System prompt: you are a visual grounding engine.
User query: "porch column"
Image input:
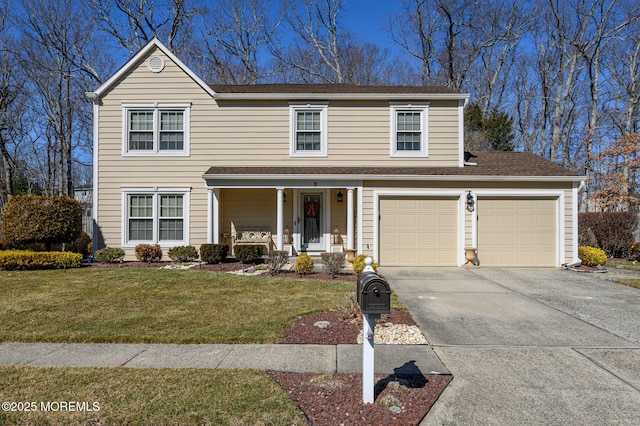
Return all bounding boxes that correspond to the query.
[276,187,285,250]
[347,187,355,250]
[208,188,220,244]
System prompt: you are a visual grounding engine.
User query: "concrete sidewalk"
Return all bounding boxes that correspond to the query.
[384,267,640,426]
[0,342,449,376]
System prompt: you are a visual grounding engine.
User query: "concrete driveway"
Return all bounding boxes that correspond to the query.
[382,267,640,426]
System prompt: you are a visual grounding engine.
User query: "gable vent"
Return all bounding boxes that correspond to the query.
[147,55,165,73]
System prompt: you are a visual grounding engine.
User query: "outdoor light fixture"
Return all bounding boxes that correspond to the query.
[337,190,344,202]
[466,191,475,212]
[283,191,287,202]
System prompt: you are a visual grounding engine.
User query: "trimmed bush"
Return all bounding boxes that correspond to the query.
[321,252,346,278]
[1,195,82,250]
[578,246,607,267]
[68,231,92,258]
[135,244,162,262]
[0,250,82,270]
[200,244,229,264]
[168,245,199,263]
[579,212,637,258]
[353,254,378,275]
[234,245,264,263]
[268,250,290,275]
[94,247,125,263]
[294,253,314,275]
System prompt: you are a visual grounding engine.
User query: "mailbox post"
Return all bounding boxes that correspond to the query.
[356,257,391,404]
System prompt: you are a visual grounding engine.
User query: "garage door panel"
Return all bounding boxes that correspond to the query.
[479,198,556,267]
[380,197,459,266]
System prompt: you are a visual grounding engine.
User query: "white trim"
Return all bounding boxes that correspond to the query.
[473,190,565,267]
[90,95,99,254]
[296,189,330,252]
[458,99,466,167]
[94,38,216,98]
[357,184,364,254]
[122,102,191,157]
[373,190,466,266]
[390,103,429,158]
[572,182,581,264]
[121,187,191,248]
[289,103,329,157]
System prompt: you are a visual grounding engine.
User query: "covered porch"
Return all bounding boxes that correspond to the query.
[202,169,360,256]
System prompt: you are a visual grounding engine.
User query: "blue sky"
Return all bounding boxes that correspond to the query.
[341,0,397,49]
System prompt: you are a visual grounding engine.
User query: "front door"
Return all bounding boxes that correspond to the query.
[301,193,324,251]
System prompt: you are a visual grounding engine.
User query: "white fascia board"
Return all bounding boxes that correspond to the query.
[94,38,216,98]
[213,93,470,101]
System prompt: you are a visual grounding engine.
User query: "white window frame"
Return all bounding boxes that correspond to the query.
[122,103,191,156]
[122,187,191,248]
[390,103,429,158]
[289,103,328,157]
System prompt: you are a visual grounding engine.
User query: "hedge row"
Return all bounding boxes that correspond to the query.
[0,250,82,270]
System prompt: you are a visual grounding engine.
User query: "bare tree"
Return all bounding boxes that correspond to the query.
[201,0,279,84]
[90,0,202,54]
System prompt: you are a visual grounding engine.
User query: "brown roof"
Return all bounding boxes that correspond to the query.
[203,152,583,179]
[209,83,459,95]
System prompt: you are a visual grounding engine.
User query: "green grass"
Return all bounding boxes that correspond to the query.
[0,268,354,343]
[0,366,307,425]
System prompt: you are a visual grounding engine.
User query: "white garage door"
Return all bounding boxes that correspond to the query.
[478,197,557,267]
[379,197,459,266]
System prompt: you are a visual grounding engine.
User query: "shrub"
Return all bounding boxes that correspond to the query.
[200,244,229,264]
[629,242,640,261]
[578,246,607,267]
[352,254,378,275]
[579,212,637,258]
[234,245,264,263]
[0,250,82,270]
[135,244,162,262]
[168,245,199,263]
[268,250,290,275]
[294,253,314,275]
[1,195,82,250]
[321,252,346,278]
[94,247,125,263]
[68,231,92,258]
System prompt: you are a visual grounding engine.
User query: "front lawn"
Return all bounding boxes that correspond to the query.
[0,366,307,425]
[0,268,355,343]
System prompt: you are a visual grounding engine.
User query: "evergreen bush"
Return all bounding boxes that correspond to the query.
[168,245,199,262]
[94,247,125,263]
[200,244,229,264]
[234,245,264,263]
[578,246,607,267]
[352,254,378,275]
[0,250,82,270]
[294,253,314,275]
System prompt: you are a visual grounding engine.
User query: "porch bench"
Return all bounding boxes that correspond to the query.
[231,227,274,256]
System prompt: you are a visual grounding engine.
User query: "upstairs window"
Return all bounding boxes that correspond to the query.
[290,103,328,157]
[123,103,190,156]
[390,103,429,157]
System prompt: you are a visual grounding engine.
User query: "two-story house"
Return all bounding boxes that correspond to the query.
[88,38,584,267]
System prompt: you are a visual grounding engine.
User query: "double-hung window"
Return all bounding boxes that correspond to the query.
[123,103,190,156]
[390,103,429,157]
[290,103,328,157]
[123,188,190,247]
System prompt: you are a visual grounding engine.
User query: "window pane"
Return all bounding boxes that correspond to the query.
[397,111,421,131]
[130,195,153,217]
[297,111,320,131]
[160,111,183,131]
[129,219,153,240]
[130,111,154,130]
[160,219,183,240]
[296,132,321,151]
[397,132,422,151]
[159,111,184,150]
[160,195,183,217]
